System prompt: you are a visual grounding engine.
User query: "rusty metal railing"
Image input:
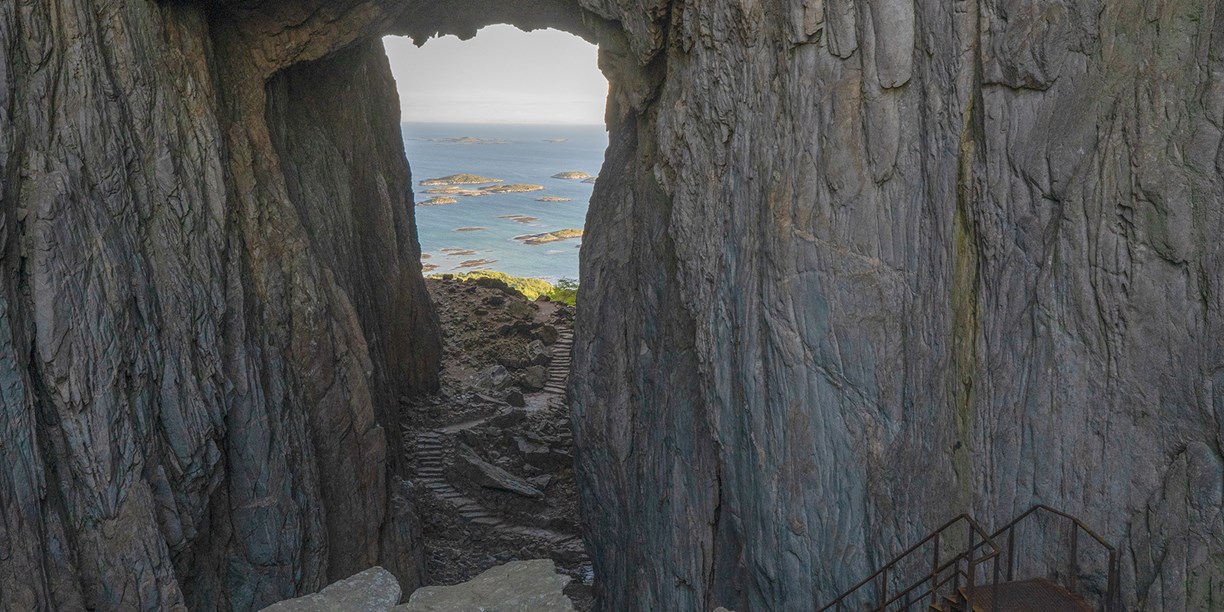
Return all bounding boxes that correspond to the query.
[988,504,1121,612]
[818,514,1000,611]
[819,505,1120,612]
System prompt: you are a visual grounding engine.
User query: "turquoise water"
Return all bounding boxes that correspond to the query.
[403,123,608,282]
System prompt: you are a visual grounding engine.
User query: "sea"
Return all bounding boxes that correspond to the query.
[402,122,608,282]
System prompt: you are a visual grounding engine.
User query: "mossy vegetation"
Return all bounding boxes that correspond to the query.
[429,270,578,306]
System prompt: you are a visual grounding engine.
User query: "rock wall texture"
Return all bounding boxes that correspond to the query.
[572,0,1224,611]
[2,0,1223,611]
[0,1,438,609]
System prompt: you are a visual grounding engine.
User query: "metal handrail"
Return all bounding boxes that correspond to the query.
[819,505,1120,612]
[883,537,996,608]
[818,514,1000,611]
[988,504,1121,612]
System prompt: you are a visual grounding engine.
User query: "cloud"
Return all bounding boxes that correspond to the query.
[383,26,608,125]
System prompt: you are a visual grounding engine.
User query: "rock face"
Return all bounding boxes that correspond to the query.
[399,559,574,612]
[573,1,1224,612]
[3,1,1223,612]
[0,1,438,610]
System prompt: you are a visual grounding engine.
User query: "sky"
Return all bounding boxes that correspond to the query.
[382,26,608,125]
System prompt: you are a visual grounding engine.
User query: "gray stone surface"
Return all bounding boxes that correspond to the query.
[261,567,402,612]
[457,445,546,499]
[398,559,574,611]
[521,365,549,391]
[0,2,437,609]
[2,1,1222,611]
[571,1,1224,611]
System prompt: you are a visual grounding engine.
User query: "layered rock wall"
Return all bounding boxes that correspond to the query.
[0,1,438,609]
[574,1,1224,611]
[2,0,1222,611]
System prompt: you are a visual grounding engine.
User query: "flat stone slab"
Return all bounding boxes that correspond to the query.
[397,559,573,611]
[261,567,401,612]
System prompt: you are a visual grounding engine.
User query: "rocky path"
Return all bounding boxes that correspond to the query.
[411,422,584,551]
[402,277,590,608]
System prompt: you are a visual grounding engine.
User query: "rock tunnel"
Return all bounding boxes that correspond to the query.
[2,0,1223,610]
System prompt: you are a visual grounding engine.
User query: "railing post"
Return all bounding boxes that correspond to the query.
[992,538,1001,610]
[968,526,977,590]
[1068,523,1079,593]
[930,531,940,607]
[1106,550,1119,612]
[1007,526,1015,582]
[878,565,886,610]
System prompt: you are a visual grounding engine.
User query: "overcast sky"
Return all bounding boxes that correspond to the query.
[382,26,607,125]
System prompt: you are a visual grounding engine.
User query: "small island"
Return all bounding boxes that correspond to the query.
[419,173,503,186]
[497,214,539,224]
[457,258,497,269]
[552,171,592,180]
[441,247,478,256]
[543,138,568,143]
[418,195,459,206]
[536,196,573,203]
[477,183,545,194]
[429,136,507,145]
[582,176,598,184]
[513,228,583,246]
[453,227,487,232]
[421,263,439,272]
[424,186,488,197]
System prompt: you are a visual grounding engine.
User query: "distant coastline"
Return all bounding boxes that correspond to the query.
[402,122,606,281]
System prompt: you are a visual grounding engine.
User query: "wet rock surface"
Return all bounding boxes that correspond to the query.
[402,278,589,610]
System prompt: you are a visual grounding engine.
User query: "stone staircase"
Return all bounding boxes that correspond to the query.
[542,330,572,396]
[408,332,585,555]
[413,429,504,527]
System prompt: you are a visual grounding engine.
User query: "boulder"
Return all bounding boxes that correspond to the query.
[397,560,573,611]
[505,301,535,321]
[477,365,510,391]
[521,366,547,391]
[534,324,560,345]
[261,567,401,612]
[528,340,552,366]
[456,445,544,499]
[514,436,554,468]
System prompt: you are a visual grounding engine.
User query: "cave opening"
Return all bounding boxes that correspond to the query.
[375,23,614,610]
[258,0,657,602]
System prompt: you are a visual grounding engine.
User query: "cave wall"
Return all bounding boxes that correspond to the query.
[0,0,437,609]
[574,0,1224,611]
[2,0,1223,610]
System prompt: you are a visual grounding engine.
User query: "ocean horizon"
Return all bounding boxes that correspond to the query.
[403,122,608,283]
